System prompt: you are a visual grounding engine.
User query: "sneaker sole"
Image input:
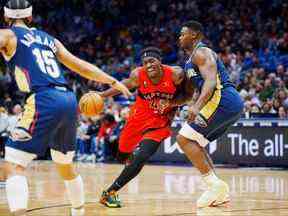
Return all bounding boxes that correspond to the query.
[197,187,229,208]
[209,199,230,207]
[99,199,122,208]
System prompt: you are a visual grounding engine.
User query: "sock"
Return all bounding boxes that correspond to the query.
[71,207,85,216]
[6,175,28,212]
[202,171,220,186]
[64,175,85,209]
[107,181,123,192]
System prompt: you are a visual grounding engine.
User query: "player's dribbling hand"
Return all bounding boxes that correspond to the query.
[187,105,199,123]
[112,81,132,98]
[158,99,170,114]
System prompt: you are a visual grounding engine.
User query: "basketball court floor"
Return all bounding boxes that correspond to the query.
[0,161,288,215]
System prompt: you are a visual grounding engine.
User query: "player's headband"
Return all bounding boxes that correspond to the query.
[141,50,162,61]
[4,6,32,19]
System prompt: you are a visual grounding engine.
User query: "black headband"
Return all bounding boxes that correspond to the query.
[141,51,162,61]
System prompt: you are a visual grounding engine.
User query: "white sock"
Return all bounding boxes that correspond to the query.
[64,175,85,209]
[71,207,85,216]
[6,175,29,212]
[202,171,220,186]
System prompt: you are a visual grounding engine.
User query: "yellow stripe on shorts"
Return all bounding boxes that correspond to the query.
[199,75,222,120]
[17,94,36,132]
[14,66,31,93]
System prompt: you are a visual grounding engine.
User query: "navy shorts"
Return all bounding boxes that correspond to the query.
[6,88,78,157]
[179,87,244,147]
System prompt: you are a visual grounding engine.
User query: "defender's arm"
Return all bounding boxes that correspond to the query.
[170,66,194,106]
[192,47,217,111]
[54,39,132,97]
[100,68,140,98]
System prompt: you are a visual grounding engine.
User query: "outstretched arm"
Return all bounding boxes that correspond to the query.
[100,68,140,98]
[54,39,132,97]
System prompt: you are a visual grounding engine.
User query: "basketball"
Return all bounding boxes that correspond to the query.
[79,92,104,116]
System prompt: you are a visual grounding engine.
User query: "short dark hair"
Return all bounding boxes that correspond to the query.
[140,47,162,61]
[183,20,204,33]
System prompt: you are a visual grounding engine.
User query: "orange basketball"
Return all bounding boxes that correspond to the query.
[79,92,104,117]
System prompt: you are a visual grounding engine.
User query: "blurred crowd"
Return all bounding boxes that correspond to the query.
[0,0,288,161]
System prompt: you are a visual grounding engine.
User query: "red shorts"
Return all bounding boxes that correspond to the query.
[118,116,171,153]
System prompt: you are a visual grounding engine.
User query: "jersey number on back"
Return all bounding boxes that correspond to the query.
[32,48,60,78]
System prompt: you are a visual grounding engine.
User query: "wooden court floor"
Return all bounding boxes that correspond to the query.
[0,161,288,215]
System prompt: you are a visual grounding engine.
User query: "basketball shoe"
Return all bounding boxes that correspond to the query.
[99,190,122,208]
[197,179,229,208]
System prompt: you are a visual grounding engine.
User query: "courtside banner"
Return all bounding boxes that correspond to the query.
[150,126,288,166]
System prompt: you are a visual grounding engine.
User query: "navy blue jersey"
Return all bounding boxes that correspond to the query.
[184,42,242,122]
[5,26,68,93]
[184,42,234,91]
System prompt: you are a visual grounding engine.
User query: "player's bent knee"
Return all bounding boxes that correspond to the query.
[55,163,77,180]
[5,147,36,171]
[3,161,26,177]
[51,150,77,180]
[178,123,209,147]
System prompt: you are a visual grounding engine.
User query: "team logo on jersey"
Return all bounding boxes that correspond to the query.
[187,68,198,78]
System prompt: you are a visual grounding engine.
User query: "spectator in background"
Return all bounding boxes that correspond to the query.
[85,118,100,162]
[76,116,89,161]
[276,89,288,107]
[250,104,261,118]
[95,114,117,162]
[76,117,100,162]
[0,107,9,158]
[278,106,287,119]
[259,78,275,102]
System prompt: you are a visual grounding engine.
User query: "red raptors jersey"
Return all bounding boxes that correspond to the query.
[119,65,177,153]
[129,65,176,119]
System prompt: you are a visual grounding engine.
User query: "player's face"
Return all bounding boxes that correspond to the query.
[179,27,195,50]
[143,57,162,78]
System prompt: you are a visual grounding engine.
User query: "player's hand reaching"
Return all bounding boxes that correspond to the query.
[111,81,132,98]
[158,99,170,114]
[187,105,200,123]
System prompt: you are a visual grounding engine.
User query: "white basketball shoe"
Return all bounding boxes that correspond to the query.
[197,179,230,208]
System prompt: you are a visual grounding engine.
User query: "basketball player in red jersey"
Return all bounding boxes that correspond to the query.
[98,47,192,207]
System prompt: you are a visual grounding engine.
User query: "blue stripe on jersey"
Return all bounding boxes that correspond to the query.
[5,26,68,93]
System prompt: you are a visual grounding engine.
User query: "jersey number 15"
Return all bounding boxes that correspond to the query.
[32,48,60,78]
